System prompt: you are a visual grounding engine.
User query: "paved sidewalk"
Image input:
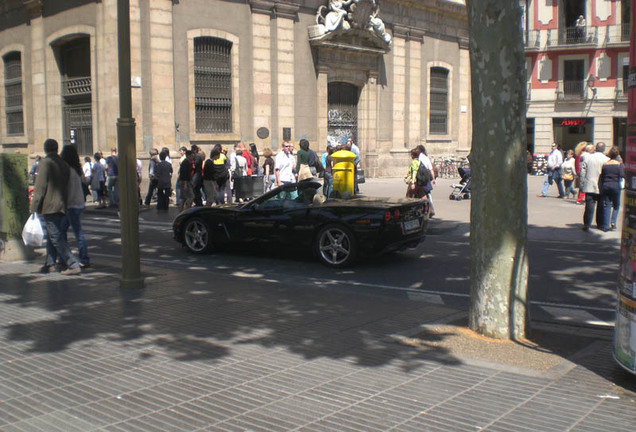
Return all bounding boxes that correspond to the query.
[1,256,635,431]
[1,175,633,431]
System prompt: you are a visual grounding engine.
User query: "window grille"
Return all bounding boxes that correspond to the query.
[429,67,449,135]
[4,52,23,135]
[194,37,232,133]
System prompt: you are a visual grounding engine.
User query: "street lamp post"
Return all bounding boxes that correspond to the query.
[117,0,144,289]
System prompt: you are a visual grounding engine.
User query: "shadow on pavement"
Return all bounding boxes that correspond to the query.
[0,261,463,375]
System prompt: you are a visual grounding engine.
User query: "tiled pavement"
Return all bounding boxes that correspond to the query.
[0,258,635,432]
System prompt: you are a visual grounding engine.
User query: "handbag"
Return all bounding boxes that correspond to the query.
[22,213,44,247]
[298,163,313,182]
[355,169,366,184]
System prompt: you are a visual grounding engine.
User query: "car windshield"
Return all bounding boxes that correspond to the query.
[249,182,323,210]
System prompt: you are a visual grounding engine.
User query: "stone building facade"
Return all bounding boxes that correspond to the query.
[0,0,471,176]
[522,0,629,154]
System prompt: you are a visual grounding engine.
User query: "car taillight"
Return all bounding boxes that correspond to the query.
[384,210,392,221]
[393,209,400,220]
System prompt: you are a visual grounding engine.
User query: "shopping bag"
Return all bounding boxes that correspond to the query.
[22,213,44,247]
[355,169,366,184]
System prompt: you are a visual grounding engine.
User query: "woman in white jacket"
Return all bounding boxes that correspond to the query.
[60,145,90,268]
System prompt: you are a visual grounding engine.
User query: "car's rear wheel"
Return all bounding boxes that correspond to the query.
[183,218,212,254]
[315,224,356,268]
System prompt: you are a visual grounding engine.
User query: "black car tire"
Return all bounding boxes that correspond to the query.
[183,217,212,254]
[315,224,357,268]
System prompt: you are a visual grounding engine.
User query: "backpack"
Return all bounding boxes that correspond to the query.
[416,162,432,186]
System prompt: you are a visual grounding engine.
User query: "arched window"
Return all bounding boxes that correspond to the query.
[429,67,449,135]
[194,36,232,133]
[3,51,23,136]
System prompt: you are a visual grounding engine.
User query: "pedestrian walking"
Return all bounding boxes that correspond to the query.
[561,149,576,200]
[179,150,195,212]
[60,145,90,268]
[574,141,587,204]
[155,150,173,211]
[599,146,624,231]
[538,143,564,198]
[105,147,119,207]
[30,139,81,275]
[144,148,160,206]
[580,143,609,231]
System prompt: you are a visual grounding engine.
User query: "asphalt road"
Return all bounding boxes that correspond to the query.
[80,175,621,331]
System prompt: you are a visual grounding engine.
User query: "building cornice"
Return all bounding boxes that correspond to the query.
[388,0,465,16]
[22,0,43,21]
[249,0,299,19]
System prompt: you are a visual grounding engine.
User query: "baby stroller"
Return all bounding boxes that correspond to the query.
[449,167,471,200]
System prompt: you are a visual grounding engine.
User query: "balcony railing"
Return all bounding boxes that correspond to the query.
[556,80,585,100]
[62,76,91,97]
[606,23,631,44]
[547,26,597,46]
[616,79,628,99]
[523,30,540,49]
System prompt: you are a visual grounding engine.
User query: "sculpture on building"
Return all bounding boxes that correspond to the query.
[313,0,391,45]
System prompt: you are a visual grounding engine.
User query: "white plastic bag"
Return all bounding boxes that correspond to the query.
[22,213,44,247]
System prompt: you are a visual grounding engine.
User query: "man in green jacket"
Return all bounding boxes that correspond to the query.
[30,138,81,275]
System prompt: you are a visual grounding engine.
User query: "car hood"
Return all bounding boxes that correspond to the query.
[174,204,240,221]
[325,196,422,207]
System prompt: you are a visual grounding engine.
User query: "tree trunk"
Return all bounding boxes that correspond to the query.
[466,1,529,340]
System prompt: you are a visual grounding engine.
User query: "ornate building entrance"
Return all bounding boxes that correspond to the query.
[328,82,359,145]
[57,37,92,155]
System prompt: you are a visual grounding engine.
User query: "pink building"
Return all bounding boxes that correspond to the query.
[522,0,629,154]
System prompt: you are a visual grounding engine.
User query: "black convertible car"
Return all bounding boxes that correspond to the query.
[173,181,428,267]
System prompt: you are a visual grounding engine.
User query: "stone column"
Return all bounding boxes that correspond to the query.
[316,66,329,151]
[250,0,274,148]
[457,38,472,153]
[392,26,407,150]
[407,32,423,148]
[534,116,553,152]
[275,4,298,149]
[359,72,378,176]
[28,7,47,150]
[594,116,613,145]
[147,0,176,149]
[96,0,121,151]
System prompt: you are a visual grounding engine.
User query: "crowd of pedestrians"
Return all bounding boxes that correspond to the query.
[131,137,364,211]
[537,141,624,232]
[28,137,371,274]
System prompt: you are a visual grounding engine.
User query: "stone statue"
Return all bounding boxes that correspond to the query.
[368,4,391,44]
[313,0,391,45]
[316,0,354,33]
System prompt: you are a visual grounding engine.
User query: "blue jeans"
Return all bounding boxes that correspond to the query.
[541,170,564,197]
[564,179,576,198]
[602,185,621,230]
[107,176,119,206]
[43,213,80,269]
[60,207,89,266]
[323,171,333,198]
[583,193,599,228]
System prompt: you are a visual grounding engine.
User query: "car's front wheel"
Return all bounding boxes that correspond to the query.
[314,224,357,268]
[183,218,212,254]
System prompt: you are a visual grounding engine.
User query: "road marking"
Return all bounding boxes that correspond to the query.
[90,252,613,323]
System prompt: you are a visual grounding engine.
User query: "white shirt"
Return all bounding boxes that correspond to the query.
[275,151,296,183]
[547,149,563,170]
[235,154,248,176]
[418,153,434,172]
[83,162,92,178]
